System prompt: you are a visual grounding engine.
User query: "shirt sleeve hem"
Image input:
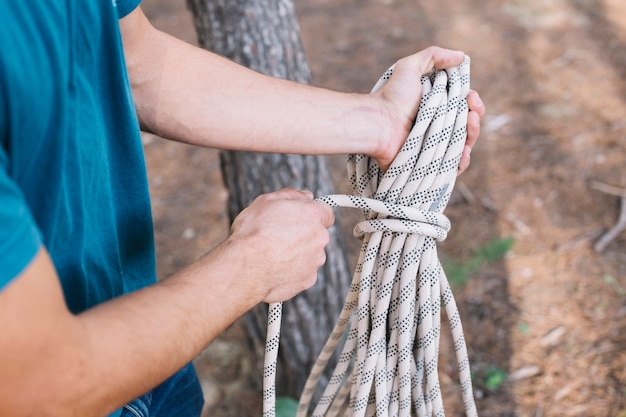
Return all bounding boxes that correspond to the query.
[116,0,141,19]
[0,224,42,290]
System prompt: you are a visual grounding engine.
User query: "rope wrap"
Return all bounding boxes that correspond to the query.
[263,56,477,417]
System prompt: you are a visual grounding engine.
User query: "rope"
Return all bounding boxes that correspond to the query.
[263,56,477,417]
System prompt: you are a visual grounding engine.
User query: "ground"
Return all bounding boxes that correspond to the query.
[139,0,626,415]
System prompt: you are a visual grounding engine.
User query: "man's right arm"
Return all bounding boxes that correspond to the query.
[0,188,334,417]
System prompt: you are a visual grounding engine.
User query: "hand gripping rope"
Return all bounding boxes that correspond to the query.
[263,56,478,417]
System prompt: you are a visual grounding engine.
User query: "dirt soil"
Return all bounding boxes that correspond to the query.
[140,0,626,416]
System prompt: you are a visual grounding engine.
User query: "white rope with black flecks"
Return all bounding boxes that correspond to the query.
[263,56,477,417]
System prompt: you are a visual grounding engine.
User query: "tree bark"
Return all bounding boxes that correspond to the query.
[186,0,352,399]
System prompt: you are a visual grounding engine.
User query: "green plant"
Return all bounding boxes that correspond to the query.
[443,236,515,288]
[603,274,625,296]
[275,396,299,417]
[484,366,507,391]
[517,322,530,335]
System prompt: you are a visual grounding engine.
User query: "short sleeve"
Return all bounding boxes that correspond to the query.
[115,0,142,19]
[0,148,42,289]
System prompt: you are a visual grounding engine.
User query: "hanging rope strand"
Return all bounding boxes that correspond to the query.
[263,56,477,417]
[263,302,283,417]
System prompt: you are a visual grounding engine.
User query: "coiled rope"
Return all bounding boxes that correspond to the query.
[263,56,477,417]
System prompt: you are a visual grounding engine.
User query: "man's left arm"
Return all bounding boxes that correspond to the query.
[120,7,484,172]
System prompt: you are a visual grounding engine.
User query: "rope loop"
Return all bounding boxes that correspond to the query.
[263,56,478,417]
[316,195,451,241]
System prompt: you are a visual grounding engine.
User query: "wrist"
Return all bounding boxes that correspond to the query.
[365,92,405,171]
[177,237,265,321]
[345,93,392,160]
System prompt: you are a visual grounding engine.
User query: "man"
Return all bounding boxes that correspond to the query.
[0,1,485,416]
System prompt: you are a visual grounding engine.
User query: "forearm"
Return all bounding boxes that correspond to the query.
[1,188,331,416]
[0,244,258,417]
[77,242,255,413]
[122,9,388,157]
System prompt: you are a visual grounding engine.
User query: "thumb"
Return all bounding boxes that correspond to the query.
[313,200,335,228]
[401,46,465,75]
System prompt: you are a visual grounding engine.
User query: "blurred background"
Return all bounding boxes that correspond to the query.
[139,0,626,415]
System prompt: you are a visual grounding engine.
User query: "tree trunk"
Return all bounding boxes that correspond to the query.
[186,0,352,399]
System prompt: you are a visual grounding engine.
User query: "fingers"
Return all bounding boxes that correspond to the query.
[314,200,335,228]
[257,188,335,228]
[262,187,314,201]
[466,108,481,149]
[229,188,335,303]
[398,46,465,76]
[467,90,485,151]
[458,91,485,175]
[457,112,478,176]
[467,90,485,118]
[424,46,465,70]
[457,145,472,175]
[392,48,484,177]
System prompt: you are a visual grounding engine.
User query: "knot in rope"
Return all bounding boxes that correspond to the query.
[263,56,478,417]
[316,195,451,241]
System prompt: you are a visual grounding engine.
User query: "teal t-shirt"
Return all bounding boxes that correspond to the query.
[1,3,157,415]
[0,0,155,311]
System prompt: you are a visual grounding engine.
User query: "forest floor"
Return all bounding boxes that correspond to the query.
[140,0,626,416]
